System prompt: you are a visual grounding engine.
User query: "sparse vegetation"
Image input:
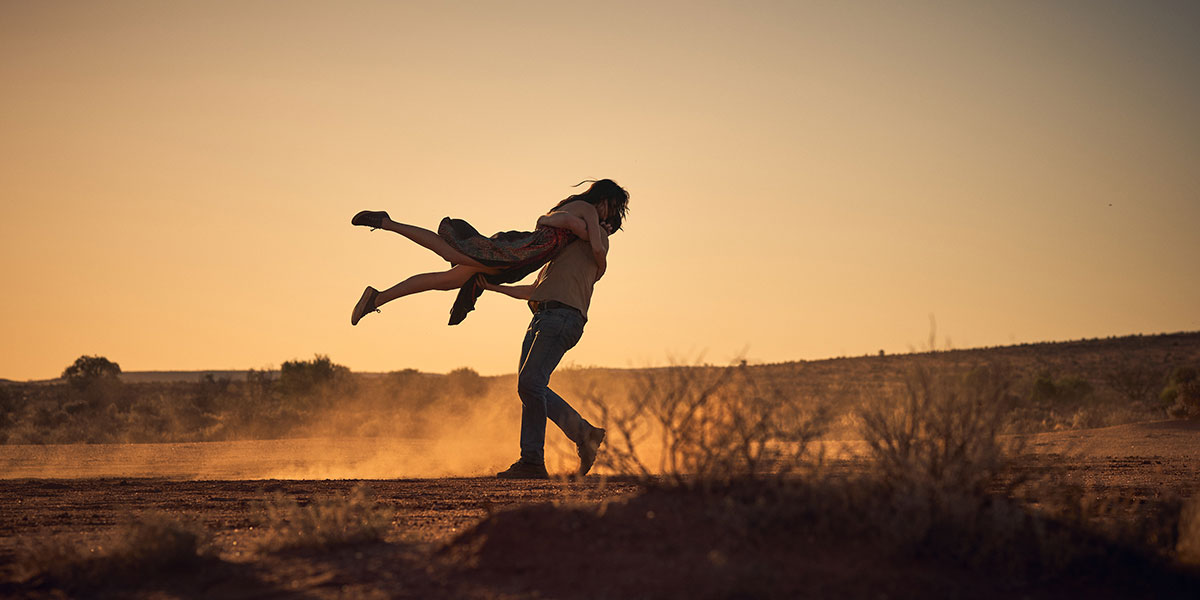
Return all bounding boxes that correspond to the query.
[255,486,393,552]
[858,364,1015,499]
[1104,362,1163,404]
[580,362,829,487]
[16,512,210,590]
[2,333,1199,446]
[572,358,1200,587]
[1164,366,1200,419]
[0,355,500,444]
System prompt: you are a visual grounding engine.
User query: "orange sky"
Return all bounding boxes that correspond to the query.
[2,1,1198,380]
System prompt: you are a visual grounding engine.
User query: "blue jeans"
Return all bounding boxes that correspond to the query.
[517,307,593,465]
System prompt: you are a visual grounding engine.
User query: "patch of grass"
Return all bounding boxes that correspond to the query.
[17,512,210,589]
[255,485,393,552]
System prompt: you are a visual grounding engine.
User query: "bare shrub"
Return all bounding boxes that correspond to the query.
[1103,363,1163,404]
[565,359,1198,583]
[858,364,1018,498]
[581,362,830,487]
[17,512,209,588]
[255,486,392,552]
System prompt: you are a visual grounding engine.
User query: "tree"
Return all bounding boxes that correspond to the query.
[280,354,350,396]
[62,355,121,390]
[446,367,487,398]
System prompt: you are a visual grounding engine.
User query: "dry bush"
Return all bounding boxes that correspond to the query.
[858,363,1018,498]
[844,363,1200,579]
[849,364,1069,574]
[17,512,210,589]
[1164,367,1200,419]
[255,486,392,552]
[1103,362,1164,404]
[578,362,830,488]
[581,360,1197,582]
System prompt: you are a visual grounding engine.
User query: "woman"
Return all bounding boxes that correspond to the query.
[350,179,629,326]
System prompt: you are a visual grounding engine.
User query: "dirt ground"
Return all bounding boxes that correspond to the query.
[1,420,1198,599]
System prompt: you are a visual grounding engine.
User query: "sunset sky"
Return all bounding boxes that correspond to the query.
[2,1,1198,381]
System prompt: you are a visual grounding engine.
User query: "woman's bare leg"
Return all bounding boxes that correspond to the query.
[379,218,490,269]
[375,265,483,308]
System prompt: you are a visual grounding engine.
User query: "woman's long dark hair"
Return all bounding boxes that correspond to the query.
[549,179,630,231]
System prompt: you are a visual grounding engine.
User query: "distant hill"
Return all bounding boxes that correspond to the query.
[4,331,1198,385]
[767,330,1200,370]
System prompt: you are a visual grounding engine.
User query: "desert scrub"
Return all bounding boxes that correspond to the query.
[606,362,1192,582]
[256,485,393,552]
[16,512,210,589]
[1103,362,1164,404]
[1163,366,1200,419]
[579,361,830,488]
[858,364,1017,498]
[852,364,1043,571]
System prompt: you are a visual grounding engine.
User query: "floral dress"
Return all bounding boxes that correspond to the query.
[437,217,575,325]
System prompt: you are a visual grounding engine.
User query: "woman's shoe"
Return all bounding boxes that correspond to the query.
[352,210,390,230]
[351,287,380,326]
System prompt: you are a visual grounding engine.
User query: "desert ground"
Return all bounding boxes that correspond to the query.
[2,419,1198,599]
[4,333,1200,597]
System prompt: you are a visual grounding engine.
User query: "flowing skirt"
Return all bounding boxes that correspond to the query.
[437,217,574,325]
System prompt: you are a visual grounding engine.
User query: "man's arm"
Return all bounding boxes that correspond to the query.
[484,282,535,301]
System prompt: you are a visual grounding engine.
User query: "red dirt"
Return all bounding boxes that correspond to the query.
[2,421,1199,599]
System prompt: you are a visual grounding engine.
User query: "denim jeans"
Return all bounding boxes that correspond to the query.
[517,307,593,465]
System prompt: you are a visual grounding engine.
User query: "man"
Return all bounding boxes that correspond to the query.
[485,214,618,479]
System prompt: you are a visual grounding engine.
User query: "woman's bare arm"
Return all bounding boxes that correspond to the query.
[484,282,535,301]
[561,201,608,275]
[536,211,589,239]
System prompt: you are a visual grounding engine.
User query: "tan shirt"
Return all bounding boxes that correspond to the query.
[528,237,604,319]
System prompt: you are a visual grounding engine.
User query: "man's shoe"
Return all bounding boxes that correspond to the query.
[351,287,380,326]
[352,210,389,230]
[577,427,606,476]
[496,460,549,480]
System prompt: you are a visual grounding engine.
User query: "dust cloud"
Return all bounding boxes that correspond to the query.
[0,372,599,480]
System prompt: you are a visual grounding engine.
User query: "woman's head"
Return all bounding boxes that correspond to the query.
[555,179,630,232]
